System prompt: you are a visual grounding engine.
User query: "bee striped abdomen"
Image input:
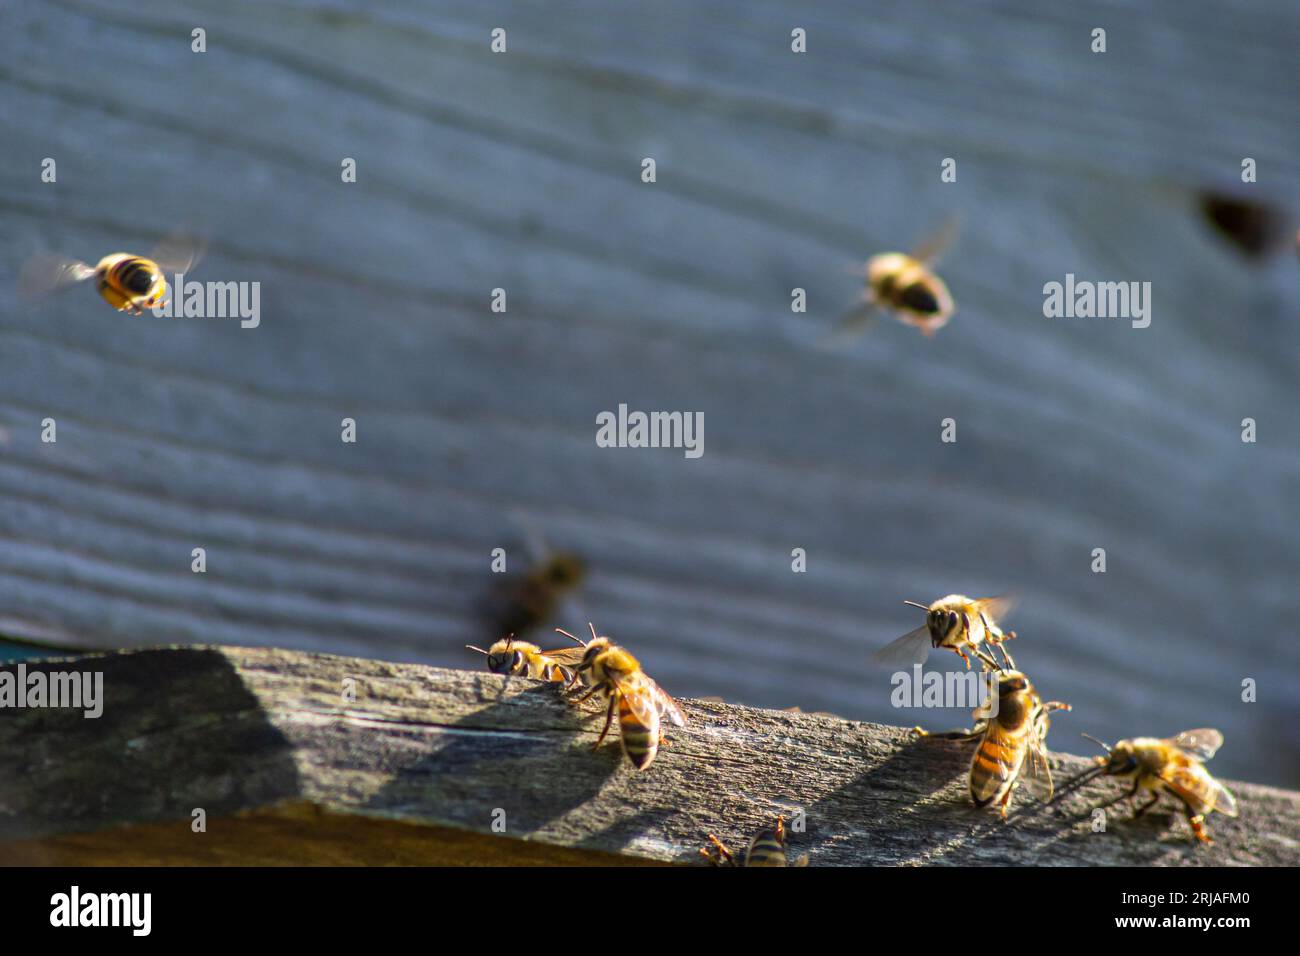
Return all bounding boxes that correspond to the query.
[744,831,788,867]
[617,694,659,770]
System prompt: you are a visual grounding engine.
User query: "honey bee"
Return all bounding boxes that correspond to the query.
[917,669,1070,818]
[465,630,588,683]
[20,232,203,315]
[701,814,809,867]
[487,550,586,641]
[1075,729,1239,844]
[873,594,1017,670]
[564,623,685,771]
[829,218,958,343]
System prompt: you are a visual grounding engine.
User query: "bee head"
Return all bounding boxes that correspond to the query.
[927,608,961,646]
[579,635,611,672]
[1100,740,1140,776]
[467,636,531,675]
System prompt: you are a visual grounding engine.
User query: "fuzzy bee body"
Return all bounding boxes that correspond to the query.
[829,219,958,344]
[874,594,1017,671]
[701,815,808,867]
[565,625,685,771]
[492,552,585,640]
[1082,730,1238,844]
[915,669,1068,817]
[465,634,587,683]
[968,671,1068,816]
[20,232,202,315]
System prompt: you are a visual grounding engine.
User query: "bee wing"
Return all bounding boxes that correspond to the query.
[909,216,961,267]
[871,624,931,667]
[818,301,879,349]
[1166,728,1223,762]
[148,230,206,274]
[538,645,588,670]
[19,253,96,301]
[974,594,1017,623]
[1022,741,1055,801]
[647,677,686,727]
[1209,780,1239,818]
[1158,761,1221,817]
[612,674,663,728]
[970,723,1021,805]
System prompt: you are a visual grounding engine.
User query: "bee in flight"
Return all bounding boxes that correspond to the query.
[492,550,585,639]
[917,669,1070,818]
[873,594,1017,671]
[700,814,809,867]
[20,232,203,315]
[465,629,589,684]
[827,217,958,344]
[563,623,685,771]
[1069,729,1238,844]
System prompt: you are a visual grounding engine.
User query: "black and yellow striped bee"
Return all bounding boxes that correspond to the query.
[701,815,809,867]
[20,232,203,315]
[465,630,588,683]
[828,218,958,343]
[917,669,1070,818]
[563,623,685,771]
[1071,729,1239,844]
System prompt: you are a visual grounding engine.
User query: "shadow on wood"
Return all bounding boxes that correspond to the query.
[2,648,1296,865]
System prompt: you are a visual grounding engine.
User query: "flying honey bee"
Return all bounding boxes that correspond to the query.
[20,232,204,315]
[873,594,1017,671]
[486,546,587,642]
[700,814,809,867]
[563,623,685,771]
[916,669,1070,818]
[827,218,958,344]
[465,630,588,683]
[1072,729,1239,844]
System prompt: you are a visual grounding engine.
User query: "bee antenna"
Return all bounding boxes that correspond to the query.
[555,626,586,647]
[587,621,599,642]
[465,645,489,656]
[1080,733,1113,754]
[903,600,929,611]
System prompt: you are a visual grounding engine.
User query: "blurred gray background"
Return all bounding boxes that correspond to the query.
[1,1,1297,786]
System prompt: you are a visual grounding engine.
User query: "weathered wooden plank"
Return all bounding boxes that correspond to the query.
[1,648,1296,865]
[0,0,1296,794]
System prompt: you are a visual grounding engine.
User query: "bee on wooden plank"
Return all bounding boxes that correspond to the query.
[700,814,808,867]
[916,669,1070,818]
[828,218,958,344]
[1069,729,1238,844]
[873,594,1017,671]
[20,231,203,315]
[563,623,685,771]
[465,629,588,683]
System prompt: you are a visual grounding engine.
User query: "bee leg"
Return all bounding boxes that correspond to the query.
[1187,813,1212,844]
[702,835,734,866]
[956,647,971,670]
[570,683,602,705]
[593,696,616,750]
[999,789,1014,820]
[1132,793,1161,820]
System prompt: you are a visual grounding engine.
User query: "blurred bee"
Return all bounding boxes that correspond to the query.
[873,594,1017,670]
[564,623,685,771]
[487,547,586,641]
[1072,729,1238,844]
[828,217,958,344]
[465,630,588,683]
[917,669,1070,818]
[20,232,203,315]
[701,814,808,867]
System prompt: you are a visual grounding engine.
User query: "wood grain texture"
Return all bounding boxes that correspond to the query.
[1,648,1296,865]
[0,0,1297,793]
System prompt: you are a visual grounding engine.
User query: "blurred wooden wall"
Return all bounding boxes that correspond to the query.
[0,1,1297,784]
